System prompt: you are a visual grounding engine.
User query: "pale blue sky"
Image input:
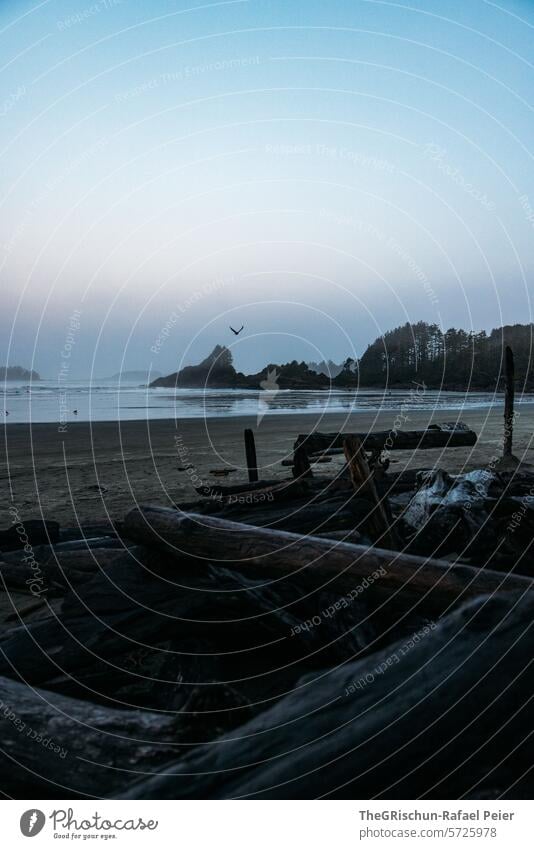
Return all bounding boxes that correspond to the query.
[1,0,534,376]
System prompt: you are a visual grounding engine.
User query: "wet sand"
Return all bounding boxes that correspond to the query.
[1,406,533,526]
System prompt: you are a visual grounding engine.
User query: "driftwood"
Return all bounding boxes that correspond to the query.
[218,479,307,507]
[196,479,280,497]
[0,545,145,596]
[0,543,387,715]
[123,506,532,615]
[343,436,398,549]
[0,519,60,552]
[0,674,186,798]
[121,591,534,800]
[296,424,477,456]
[216,496,373,536]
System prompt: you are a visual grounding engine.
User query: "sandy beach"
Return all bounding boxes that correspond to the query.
[2,406,532,527]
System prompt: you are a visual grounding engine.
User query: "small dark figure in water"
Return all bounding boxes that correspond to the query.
[4,411,9,416]
[73,410,78,415]
[230,325,244,335]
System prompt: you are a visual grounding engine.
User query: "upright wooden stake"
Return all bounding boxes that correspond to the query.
[244,428,259,482]
[292,445,312,479]
[503,345,515,458]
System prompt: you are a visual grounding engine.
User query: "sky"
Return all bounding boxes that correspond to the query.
[1,0,534,378]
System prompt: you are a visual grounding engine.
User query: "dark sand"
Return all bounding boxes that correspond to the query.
[1,406,533,526]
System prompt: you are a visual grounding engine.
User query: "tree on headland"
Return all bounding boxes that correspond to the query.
[151,322,534,391]
[0,366,40,381]
[349,321,534,389]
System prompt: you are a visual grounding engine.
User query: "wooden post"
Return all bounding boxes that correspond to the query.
[244,428,259,482]
[503,345,515,458]
[293,444,312,479]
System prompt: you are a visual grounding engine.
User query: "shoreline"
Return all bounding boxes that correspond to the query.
[1,406,532,526]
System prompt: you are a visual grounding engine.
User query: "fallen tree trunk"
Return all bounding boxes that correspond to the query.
[296,424,477,456]
[121,591,534,800]
[216,497,373,535]
[123,507,532,615]
[0,674,185,798]
[0,520,60,552]
[0,543,385,714]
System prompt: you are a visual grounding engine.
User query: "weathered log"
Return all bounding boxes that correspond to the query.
[219,479,307,507]
[0,543,384,713]
[123,507,532,615]
[121,591,534,800]
[343,436,399,549]
[0,674,186,797]
[58,522,119,543]
[315,528,363,544]
[196,478,280,497]
[217,498,372,535]
[283,456,333,466]
[52,537,128,551]
[296,424,477,456]
[0,546,145,596]
[244,428,258,482]
[0,519,60,552]
[5,597,47,622]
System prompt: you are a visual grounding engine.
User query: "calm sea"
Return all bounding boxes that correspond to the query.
[2,379,533,425]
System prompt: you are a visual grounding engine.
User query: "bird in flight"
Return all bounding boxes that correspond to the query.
[229,325,244,336]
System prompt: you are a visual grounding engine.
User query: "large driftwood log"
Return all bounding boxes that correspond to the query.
[218,479,307,507]
[123,507,532,615]
[120,591,534,800]
[0,544,384,714]
[0,545,145,594]
[296,424,477,456]
[216,497,373,536]
[0,520,60,552]
[0,674,186,798]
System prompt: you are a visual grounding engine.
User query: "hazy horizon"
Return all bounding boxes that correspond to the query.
[2,0,534,379]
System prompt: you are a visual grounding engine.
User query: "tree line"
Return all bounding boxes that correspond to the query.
[335,321,534,389]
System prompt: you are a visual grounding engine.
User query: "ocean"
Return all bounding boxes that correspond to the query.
[2,379,532,425]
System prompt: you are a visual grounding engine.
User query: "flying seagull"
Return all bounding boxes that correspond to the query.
[229,325,244,336]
